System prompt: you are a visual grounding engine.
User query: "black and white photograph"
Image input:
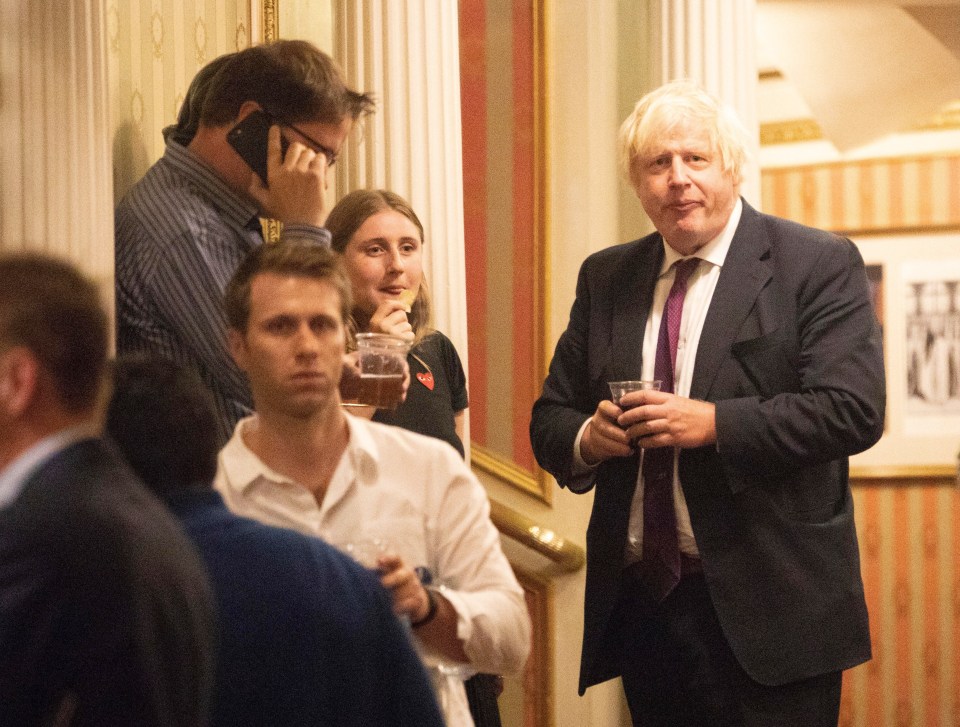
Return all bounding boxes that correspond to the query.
[904,262,960,420]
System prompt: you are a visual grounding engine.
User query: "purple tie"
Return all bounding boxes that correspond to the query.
[641,257,699,601]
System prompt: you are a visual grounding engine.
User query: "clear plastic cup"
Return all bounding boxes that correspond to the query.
[608,379,662,409]
[355,333,410,409]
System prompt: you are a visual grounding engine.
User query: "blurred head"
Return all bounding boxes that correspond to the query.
[106,356,218,495]
[0,253,107,419]
[200,40,374,128]
[617,80,749,255]
[163,52,237,146]
[224,243,351,418]
[326,189,432,345]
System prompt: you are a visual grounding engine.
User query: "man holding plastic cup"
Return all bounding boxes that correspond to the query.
[215,240,530,727]
[530,81,885,726]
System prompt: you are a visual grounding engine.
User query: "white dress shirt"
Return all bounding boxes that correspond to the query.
[215,413,530,727]
[575,199,742,562]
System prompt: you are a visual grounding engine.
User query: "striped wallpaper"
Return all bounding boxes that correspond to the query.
[843,482,960,727]
[764,155,960,726]
[108,0,253,201]
[762,154,960,236]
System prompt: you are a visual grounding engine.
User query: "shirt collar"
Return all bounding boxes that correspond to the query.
[162,141,260,233]
[220,415,298,494]
[659,197,743,275]
[220,413,381,494]
[0,425,97,510]
[341,413,381,486]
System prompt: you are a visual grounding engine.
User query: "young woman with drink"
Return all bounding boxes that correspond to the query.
[326,189,468,457]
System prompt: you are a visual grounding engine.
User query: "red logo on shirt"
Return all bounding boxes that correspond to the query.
[416,372,435,390]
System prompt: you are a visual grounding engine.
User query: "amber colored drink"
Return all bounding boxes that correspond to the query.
[357,374,404,409]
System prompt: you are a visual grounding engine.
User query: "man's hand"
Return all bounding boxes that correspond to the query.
[618,389,717,449]
[369,300,415,343]
[579,400,635,465]
[377,553,431,622]
[248,125,329,227]
[377,553,469,662]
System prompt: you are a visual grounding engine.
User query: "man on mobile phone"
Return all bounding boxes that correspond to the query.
[116,41,374,446]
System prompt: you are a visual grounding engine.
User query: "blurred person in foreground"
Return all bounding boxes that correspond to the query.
[107,354,444,727]
[328,190,507,724]
[0,253,215,726]
[530,80,885,727]
[214,241,530,727]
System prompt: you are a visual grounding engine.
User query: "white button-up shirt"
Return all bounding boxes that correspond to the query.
[215,413,530,727]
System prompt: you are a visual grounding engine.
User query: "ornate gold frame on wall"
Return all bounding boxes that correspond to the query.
[260,0,278,40]
[253,0,283,243]
[467,0,553,504]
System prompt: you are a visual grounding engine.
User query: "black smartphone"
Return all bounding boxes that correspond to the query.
[226,110,289,185]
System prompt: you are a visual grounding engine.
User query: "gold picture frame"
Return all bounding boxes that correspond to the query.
[461,0,552,503]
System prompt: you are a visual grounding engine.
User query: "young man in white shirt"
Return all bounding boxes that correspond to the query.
[215,241,530,727]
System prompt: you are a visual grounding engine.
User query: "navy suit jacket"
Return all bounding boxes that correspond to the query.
[531,201,885,693]
[166,489,445,727]
[0,438,216,726]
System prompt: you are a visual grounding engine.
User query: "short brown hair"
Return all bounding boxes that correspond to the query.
[0,253,107,413]
[223,242,352,332]
[325,189,433,346]
[200,40,375,127]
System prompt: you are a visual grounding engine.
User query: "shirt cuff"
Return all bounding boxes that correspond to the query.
[281,224,332,247]
[566,419,599,492]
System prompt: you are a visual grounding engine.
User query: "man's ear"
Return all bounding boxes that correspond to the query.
[227,328,248,371]
[0,347,39,419]
[235,100,263,124]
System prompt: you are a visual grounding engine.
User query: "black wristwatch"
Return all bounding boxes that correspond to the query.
[411,587,438,628]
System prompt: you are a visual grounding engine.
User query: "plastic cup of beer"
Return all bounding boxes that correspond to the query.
[355,333,410,409]
[608,380,662,409]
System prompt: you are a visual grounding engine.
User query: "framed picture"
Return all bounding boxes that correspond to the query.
[902,261,960,424]
[852,233,960,478]
[460,0,551,502]
[764,153,960,481]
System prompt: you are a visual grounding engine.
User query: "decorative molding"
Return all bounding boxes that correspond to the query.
[765,150,960,175]
[263,219,282,243]
[532,0,552,504]
[851,465,956,486]
[511,566,554,727]
[760,118,823,146]
[472,444,552,505]
[463,0,553,504]
[917,100,960,131]
[830,223,960,238]
[263,0,279,41]
[257,1,280,237]
[489,500,585,573]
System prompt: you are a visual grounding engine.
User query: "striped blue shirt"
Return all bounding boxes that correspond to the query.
[115,141,331,446]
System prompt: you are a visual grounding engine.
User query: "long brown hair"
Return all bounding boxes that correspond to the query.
[326,189,434,348]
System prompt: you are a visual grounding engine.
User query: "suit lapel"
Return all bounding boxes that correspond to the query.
[610,235,664,382]
[690,202,772,401]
